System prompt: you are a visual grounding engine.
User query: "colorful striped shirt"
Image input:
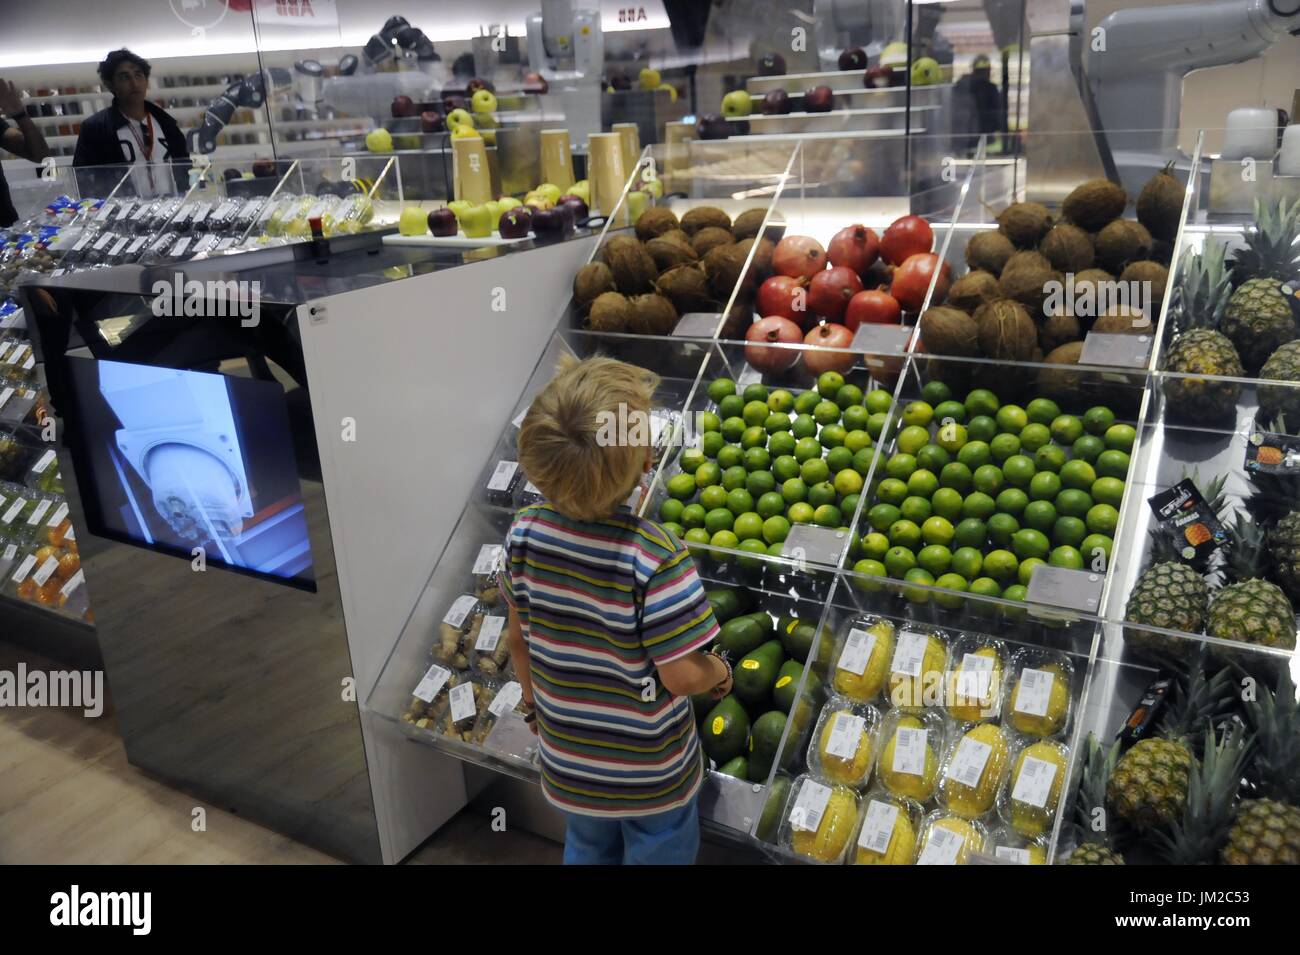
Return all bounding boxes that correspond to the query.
[501,503,720,817]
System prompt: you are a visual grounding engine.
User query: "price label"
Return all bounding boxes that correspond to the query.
[115,200,135,222]
[1011,755,1058,809]
[10,553,36,583]
[891,630,928,678]
[486,460,518,491]
[170,237,191,257]
[671,312,721,338]
[857,800,900,855]
[108,237,129,257]
[131,201,154,221]
[448,682,477,723]
[473,544,505,576]
[824,712,865,761]
[837,628,876,676]
[475,615,505,653]
[1025,565,1103,614]
[94,202,115,222]
[72,233,93,252]
[955,652,995,702]
[412,664,451,703]
[0,387,15,411]
[781,523,847,568]
[92,232,114,250]
[917,826,964,865]
[2,497,26,524]
[443,594,477,629]
[488,681,523,717]
[851,323,912,355]
[2,544,15,561]
[126,236,147,255]
[60,569,85,597]
[1079,331,1151,368]
[511,406,530,429]
[995,846,1031,865]
[32,555,59,587]
[891,726,928,775]
[1014,668,1056,718]
[216,237,237,251]
[47,502,70,527]
[946,737,992,788]
[788,779,831,834]
[27,499,53,525]
[0,343,10,363]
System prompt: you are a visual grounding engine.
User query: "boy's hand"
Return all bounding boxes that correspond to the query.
[708,654,733,699]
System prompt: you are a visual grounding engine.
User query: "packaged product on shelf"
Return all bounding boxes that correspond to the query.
[326,193,374,235]
[467,607,511,676]
[830,614,894,703]
[205,198,244,233]
[231,196,268,234]
[806,694,880,789]
[986,826,1048,865]
[0,483,42,541]
[877,707,946,803]
[434,593,481,668]
[403,662,455,727]
[470,542,506,596]
[137,232,179,266]
[20,492,60,537]
[0,429,30,481]
[430,675,494,742]
[779,774,860,864]
[886,624,949,710]
[937,721,1012,819]
[470,679,527,745]
[999,737,1069,839]
[1003,649,1075,739]
[127,198,160,233]
[915,811,990,865]
[850,790,922,865]
[484,458,521,508]
[755,772,793,844]
[146,198,183,234]
[943,636,1008,722]
[0,339,33,379]
[515,479,546,509]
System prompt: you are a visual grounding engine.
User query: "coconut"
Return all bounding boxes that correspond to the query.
[1092,305,1150,335]
[654,265,714,315]
[692,226,735,257]
[731,209,769,241]
[998,260,1061,316]
[920,306,980,357]
[627,293,679,335]
[1037,341,1088,401]
[1120,260,1170,317]
[1095,220,1152,273]
[1062,179,1127,231]
[587,292,634,332]
[703,243,754,300]
[1002,250,1053,275]
[947,270,1000,312]
[1150,239,1175,267]
[1137,164,1183,241]
[736,236,775,283]
[573,261,616,312]
[634,206,680,242]
[1039,223,1095,273]
[1039,312,1082,353]
[965,230,1016,275]
[658,228,693,249]
[646,235,698,271]
[997,202,1053,248]
[602,235,658,294]
[680,206,731,236]
[974,299,1038,360]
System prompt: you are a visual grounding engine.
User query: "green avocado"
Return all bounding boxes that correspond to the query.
[756,773,792,843]
[747,710,788,782]
[733,639,785,705]
[718,614,767,659]
[716,755,749,779]
[772,659,818,713]
[706,586,752,624]
[700,694,750,764]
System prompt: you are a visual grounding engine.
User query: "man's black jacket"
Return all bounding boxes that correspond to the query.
[72,99,191,196]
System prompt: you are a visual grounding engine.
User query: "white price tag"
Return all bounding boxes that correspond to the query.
[1014,668,1055,718]
[857,800,900,855]
[60,569,85,597]
[1080,331,1151,369]
[170,237,191,257]
[892,726,928,776]
[837,627,876,676]
[2,544,15,561]
[109,237,129,257]
[524,481,542,496]
[946,737,992,788]
[0,388,12,410]
[473,544,504,576]
[32,555,59,587]
[475,615,505,653]
[11,553,36,583]
[3,497,26,524]
[216,237,236,251]
[448,681,477,723]
[788,779,831,834]
[72,234,92,252]
[1011,756,1058,809]
[995,845,1031,865]
[47,502,69,527]
[5,345,23,364]
[918,826,964,865]
[131,201,153,221]
[413,664,451,703]
[126,236,147,255]
[21,354,33,372]
[824,712,866,761]
[488,681,523,717]
[955,652,995,702]
[511,406,530,429]
[115,200,135,221]
[27,498,53,526]
[891,630,928,678]
[191,203,212,224]
[94,203,114,222]
[0,343,10,363]
[92,232,114,250]
[486,460,518,491]
[443,594,477,629]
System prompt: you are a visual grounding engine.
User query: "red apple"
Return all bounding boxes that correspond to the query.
[391,95,417,118]
[758,53,787,76]
[498,207,532,239]
[466,78,490,95]
[804,85,834,113]
[745,316,803,373]
[807,265,864,321]
[772,235,827,279]
[531,207,569,242]
[419,110,444,132]
[697,114,730,140]
[761,90,792,115]
[252,158,277,178]
[891,252,951,312]
[522,71,549,94]
[844,289,901,331]
[863,66,892,89]
[556,195,588,221]
[803,322,855,376]
[838,49,867,71]
[880,214,934,266]
[828,224,881,277]
[756,275,807,324]
[427,207,458,236]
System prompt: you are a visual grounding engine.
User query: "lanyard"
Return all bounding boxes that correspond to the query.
[123,111,157,192]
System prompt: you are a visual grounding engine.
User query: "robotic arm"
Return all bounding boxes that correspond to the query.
[525,0,604,81]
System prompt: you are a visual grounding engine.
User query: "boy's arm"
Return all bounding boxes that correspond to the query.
[657,651,731,699]
[505,606,533,707]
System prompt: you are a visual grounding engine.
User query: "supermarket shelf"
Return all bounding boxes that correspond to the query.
[0,589,101,672]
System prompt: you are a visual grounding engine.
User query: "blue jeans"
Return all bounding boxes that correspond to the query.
[562,794,700,865]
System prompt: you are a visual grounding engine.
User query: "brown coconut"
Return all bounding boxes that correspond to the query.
[1040,223,1095,273]
[997,202,1053,248]
[1062,179,1127,231]
[627,293,679,335]
[1092,305,1150,335]
[587,292,634,332]
[974,299,1038,360]
[1095,220,1152,273]
[731,209,769,241]
[1037,341,1088,401]
[654,265,714,315]
[1120,260,1170,317]
[1137,164,1184,241]
[646,235,698,271]
[573,261,616,312]
[920,306,980,357]
[658,228,693,249]
[1002,249,1052,275]
[634,206,680,242]
[1039,312,1083,353]
[966,230,1016,276]
[703,243,755,300]
[680,206,732,236]
[999,260,1062,316]
[736,236,775,283]
[692,226,735,257]
[602,235,658,294]
[947,270,1000,312]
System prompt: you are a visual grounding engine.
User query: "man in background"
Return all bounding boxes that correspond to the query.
[953,54,1005,151]
[0,78,51,227]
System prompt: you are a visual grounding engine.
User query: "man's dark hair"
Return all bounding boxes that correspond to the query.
[98,49,152,87]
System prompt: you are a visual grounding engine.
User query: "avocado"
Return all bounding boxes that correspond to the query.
[706,586,752,624]
[718,614,767,659]
[778,614,818,661]
[756,773,791,843]
[772,659,823,713]
[747,709,788,782]
[733,639,785,705]
[700,694,750,764]
[691,691,713,725]
[716,755,749,779]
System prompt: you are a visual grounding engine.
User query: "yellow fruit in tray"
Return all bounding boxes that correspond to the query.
[816,710,874,786]
[919,815,985,865]
[790,784,858,863]
[853,798,917,865]
[1008,662,1070,737]
[1007,740,1068,838]
[940,722,1010,818]
[996,840,1048,864]
[832,619,894,702]
[879,715,940,801]
[946,645,1003,722]
[887,630,948,709]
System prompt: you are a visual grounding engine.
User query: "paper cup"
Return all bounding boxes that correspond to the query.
[539,128,575,191]
[613,122,642,176]
[588,132,629,226]
[452,136,493,204]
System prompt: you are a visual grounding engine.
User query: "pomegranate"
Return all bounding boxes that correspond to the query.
[745,316,803,373]
[844,289,902,331]
[807,265,864,322]
[802,322,856,376]
[880,214,934,266]
[756,275,808,324]
[827,224,880,277]
[890,252,951,312]
[772,235,827,279]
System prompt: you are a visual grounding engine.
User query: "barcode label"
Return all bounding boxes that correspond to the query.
[115,200,135,221]
[0,388,13,410]
[73,233,93,251]
[5,345,24,363]
[488,681,523,717]
[413,664,451,703]
[170,237,191,257]
[191,203,212,224]
[918,826,964,865]
[47,503,70,527]
[857,800,900,855]
[824,712,866,760]
[95,203,115,222]
[955,652,995,701]
[11,554,36,583]
[892,726,928,775]
[473,544,504,576]
[0,343,10,362]
[1011,756,1058,809]
[126,236,147,254]
[1014,668,1055,718]
[837,628,876,676]
[448,682,477,723]
[788,779,831,834]
[487,460,517,491]
[216,237,236,251]
[995,845,1030,865]
[443,594,477,629]
[511,406,529,428]
[475,615,505,652]
[2,543,15,560]
[32,555,59,587]
[60,569,84,597]
[891,630,928,677]
[946,737,992,788]
[92,232,114,250]
[131,201,153,221]
[27,499,53,525]
[109,237,129,256]
[3,497,26,524]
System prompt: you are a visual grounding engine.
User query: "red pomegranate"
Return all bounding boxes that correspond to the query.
[880,214,934,266]
[802,322,855,376]
[745,316,803,372]
[891,252,950,312]
[772,235,827,279]
[827,224,880,277]
[755,275,808,324]
[843,289,902,331]
[807,266,864,322]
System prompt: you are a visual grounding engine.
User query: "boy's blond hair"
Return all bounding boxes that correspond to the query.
[519,355,660,521]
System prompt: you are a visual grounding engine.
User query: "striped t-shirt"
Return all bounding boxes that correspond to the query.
[501,503,720,817]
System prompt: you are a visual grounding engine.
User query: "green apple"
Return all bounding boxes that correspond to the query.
[721,89,753,117]
[880,41,910,68]
[365,128,393,152]
[446,108,474,130]
[534,183,563,204]
[911,57,942,86]
[657,83,678,102]
[450,124,481,140]
[641,176,664,198]
[398,206,428,236]
[628,191,649,221]
[496,196,522,212]
[486,200,502,223]
[568,180,591,204]
[459,203,493,238]
[471,89,498,114]
[447,200,472,219]
[524,192,553,210]
[639,68,661,90]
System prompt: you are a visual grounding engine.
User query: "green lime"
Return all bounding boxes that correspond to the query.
[865,388,894,415]
[940,462,974,494]
[936,422,969,454]
[1083,406,1116,436]
[1071,434,1105,464]
[1105,424,1136,452]
[814,400,842,426]
[934,400,968,425]
[659,498,685,524]
[877,478,909,506]
[886,453,918,481]
[743,383,770,404]
[902,401,934,427]
[768,542,787,559]
[861,532,891,560]
[969,576,1002,602]
[1002,455,1036,488]
[1055,488,1093,519]
[922,380,953,405]
[718,394,746,420]
[897,425,930,455]
[972,464,1004,495]
[826,446,855,474]
[844,429,873,454]
[961,493,996,522]
[922,516,955,547]
[867,412,892,440]
[1012,528,1051,561]
[1087,503,1119,536]
[931,487,965,522]
[988,513,1020,547]
[834,469,864,498]
[680,448,706,474]
[767,389,795,413]
[934,575,969,611]
[907,469,940,499]
[1018,557,1046,587]
[721,416,746,442]
[995,487,1030,517]
[667,473,696,499]
[840,493,861,518]
[801,458,831,485]
[721,465,748,491]
[734,512,765,541]
[1091,477,1125,509]
[701,431,726,458]
[736,538,770,572]
[965,389,1000,419]
[852,448,876,476]
[792,413,818,439]
[708,378,736,403]
[813,503,842,527]
[757,491,786,519]
[1081,534,1113,571]
[918,544,953,576]
[662,521,685,540]
[841,404,871,432]
[816,371,845,402]
[900,496,933,525]
[773,455,801,482]
[916,443,952,473]
[1023,500,1058,533]
[794,436,823,462]
[705,508,734,534]
[794,390,822,415]
[764,412,792,433]
[1049,545,1084,569]
[966,415,998,444]
[836,384,865,410]
[787,502,815,524]
[902,567,936,604]
[1035,444,1067,473]
[820,423,848,448]
[954,518,989,550]
[700,485,728,511]
[983,549,1020,584]
[743,447,771,472]
[990,433,1022,462]
[1026,398,1062,426]
[698,410,723,434]
[717,444,745,470]
[1060,459,1097,491]
[743,400,770,428]
[995,404,1028,433]
[1019,423,1051,453]
[952,546,983,579]
[1029,471,1062,501]
[746,469,776,497]
[1053,516,1087,549]
[850,559,888,592]
[710,529,740,551]
[1001,584,1029,613]
[684,527,711,551]
[808,481,838,508]
[1096,450,1131,480]
[889,519,923,552]
[768,431,797,459]
[726,488,755,515]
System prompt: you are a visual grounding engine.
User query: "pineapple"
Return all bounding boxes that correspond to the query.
[1149,722,1252,864]
[1222,197,1300,374]
[1206,514,1297,656]
[1221,799,1300,865]
[1258,341,1300,424]
[1163,240,1244,421]
[1066,844,1126,865]
[1223,668,1300,864]
[1267,510,1300,605]
[1064,733,1127,864]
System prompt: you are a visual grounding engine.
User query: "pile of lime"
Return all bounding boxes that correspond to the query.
[658,370,891,569]
[850,381,1133,610]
